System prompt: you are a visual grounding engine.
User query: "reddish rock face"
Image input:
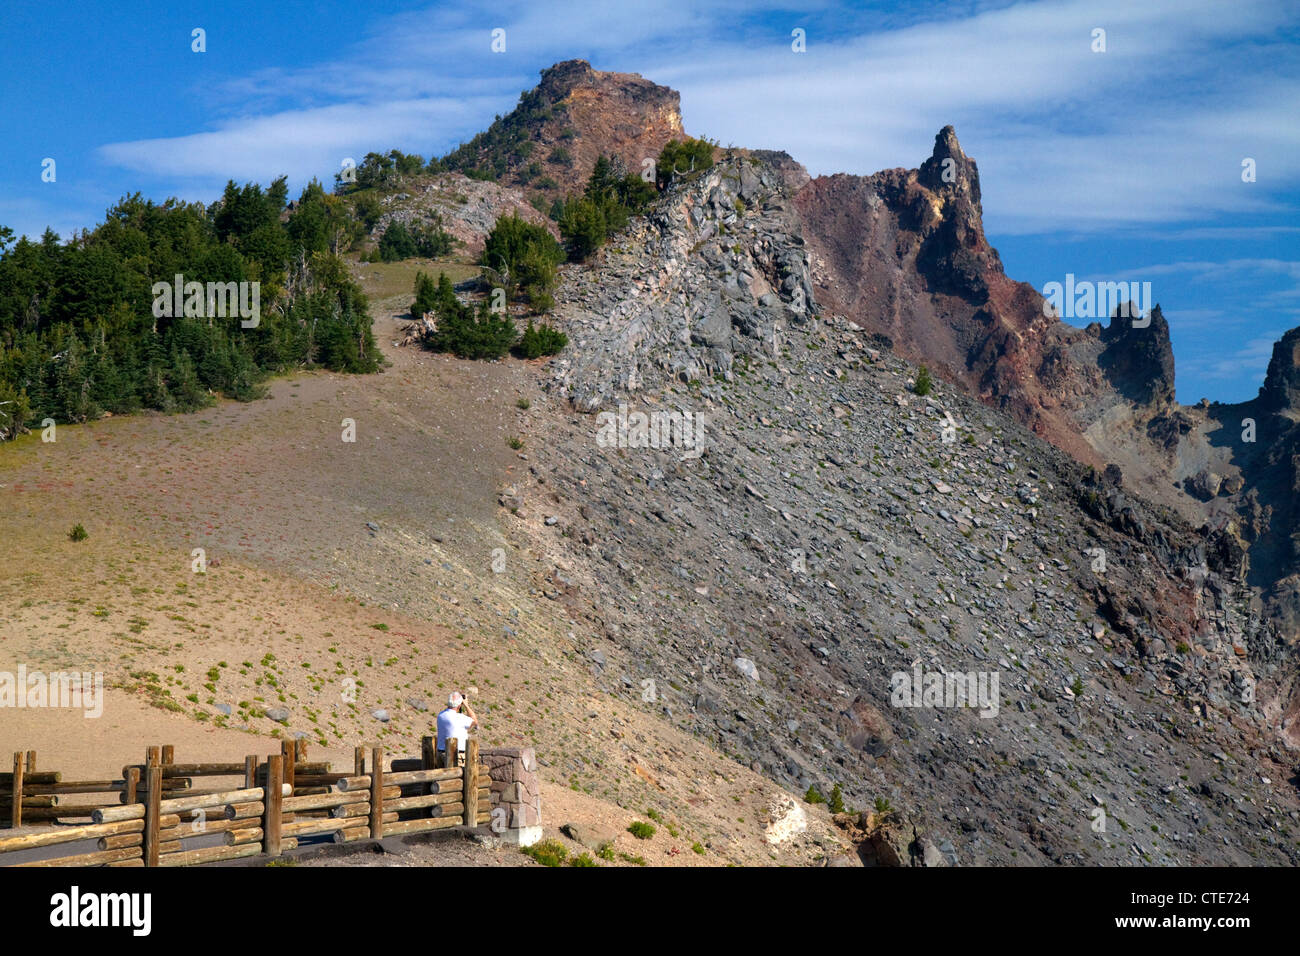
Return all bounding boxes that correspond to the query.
[793,126,1183,475]
[444,59,687,199]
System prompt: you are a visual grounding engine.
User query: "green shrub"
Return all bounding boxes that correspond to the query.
[914,366,933,396]
[410,270,439,318]
[804,785,826,805]
[68,524,88,542]
[828,784,845,814]
[557,156,657,261]
[521,839,567,867]
[517,319,567,359]
[627,821,656,840]
[375,217,454,261]
[656,137,717,188]
[481,214,564,308]
[597,842,616,861]
[569,852,597,867]
[419,274,518,361]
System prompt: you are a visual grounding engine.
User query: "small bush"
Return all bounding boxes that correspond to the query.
[516,397,530,409]
[68,524,88,542]
[828,784,845,814]
[597,842,616,862]
[569,852,597,867]
[517,319,567,359]
[656,137,718,188]
[627,821,656,840]
[507,436,523,450]
[521,839,567,867]
[804,785,826,805]
[914,366,933,396]
[437,298,518,360]
[691,842,706,855]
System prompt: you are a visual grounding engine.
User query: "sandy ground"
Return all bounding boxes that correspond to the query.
[0,261,852,867]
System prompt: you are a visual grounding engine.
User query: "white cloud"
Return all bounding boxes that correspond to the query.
[98,98,499,187]
[91,0,1297,236]
[1181,331,1288,383]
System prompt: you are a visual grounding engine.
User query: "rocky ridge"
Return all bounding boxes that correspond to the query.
[496,152,1300,864]
[791,125,1300,696]
[442,59,687,200]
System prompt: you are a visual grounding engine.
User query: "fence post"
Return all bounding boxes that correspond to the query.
[462,739,478,828]
[263,754,283,858]
[10,752,23,829]
[421,736,436,815]
[161,744,174,766]
[444,738,458,770]
[295,738,307,762]
[25,751,35,773]
[281,740,295,794]
[244,756,257,789]
[144,763,162,867]
[124,767,139,806]
[354,746,366,776]
[369,747,385,841]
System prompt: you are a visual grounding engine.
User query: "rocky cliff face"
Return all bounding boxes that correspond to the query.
[791,124,1300,674]
[422,62,1300,862]
[442,59,686,199]
[552,155,815,412]
[793,127,1186,482]
[369,172,559,258]
[507,151,1300,864]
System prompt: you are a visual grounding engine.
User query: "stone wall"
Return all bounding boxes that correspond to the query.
[480,747,542,847]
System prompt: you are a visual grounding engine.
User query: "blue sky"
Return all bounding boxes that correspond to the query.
[2,0,1297,403]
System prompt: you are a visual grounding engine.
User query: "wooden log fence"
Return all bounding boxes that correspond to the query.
[0,737,495,867]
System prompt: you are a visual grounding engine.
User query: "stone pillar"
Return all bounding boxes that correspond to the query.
[480,747,542,847]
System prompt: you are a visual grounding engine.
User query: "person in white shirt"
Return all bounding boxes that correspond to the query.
[436,691,477,764]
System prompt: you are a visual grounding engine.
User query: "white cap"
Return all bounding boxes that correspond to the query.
[448,692,464,708]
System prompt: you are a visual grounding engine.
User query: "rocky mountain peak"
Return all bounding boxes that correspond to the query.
[1097,303,1176,409]
[537,58,598,98]
[1259,326,1300,411]
[917,125,982,210]
[442,60,687,198]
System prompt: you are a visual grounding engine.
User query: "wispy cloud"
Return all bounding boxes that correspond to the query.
[92,0,1299,235]
[1181,331,1289,385]
[99,98,499,186]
